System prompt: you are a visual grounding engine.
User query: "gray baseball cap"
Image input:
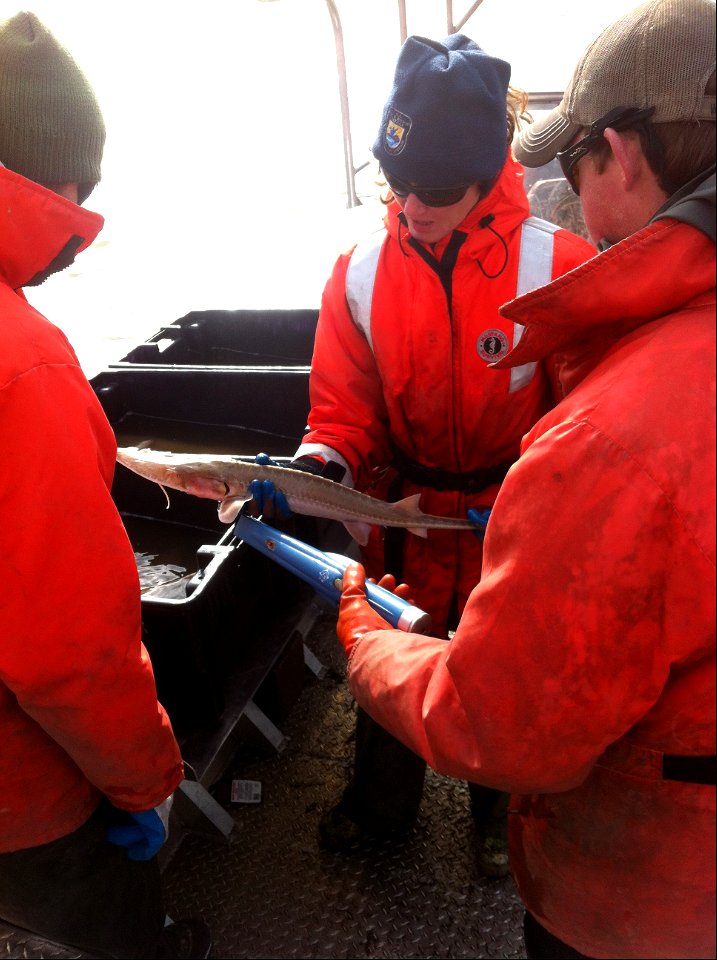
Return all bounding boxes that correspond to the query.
[514,0,716,168]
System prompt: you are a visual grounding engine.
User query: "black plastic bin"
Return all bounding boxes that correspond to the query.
[93,366,310,457]
[114,308,319,368]
[96,306,317,454]
[93,358,337,740]
[89,310,340,745]
[111,454,317,737]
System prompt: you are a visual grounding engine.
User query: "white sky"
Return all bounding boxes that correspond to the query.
[1,0,640,374]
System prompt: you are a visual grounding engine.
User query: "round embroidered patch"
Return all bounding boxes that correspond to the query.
[477,329,509,361]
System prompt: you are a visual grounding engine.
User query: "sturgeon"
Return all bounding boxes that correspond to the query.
[116,447,476,546]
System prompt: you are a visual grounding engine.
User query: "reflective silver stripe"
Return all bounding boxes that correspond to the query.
[510,217,558,393]
[293,442,354,489]
[345,228,386,351]
[314,231,385,492]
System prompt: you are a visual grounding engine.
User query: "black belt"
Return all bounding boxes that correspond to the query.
[662,754,716,785]
[383,450,513,582]
[391,446,514,494]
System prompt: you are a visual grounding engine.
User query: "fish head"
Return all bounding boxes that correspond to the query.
[116,447,249,502]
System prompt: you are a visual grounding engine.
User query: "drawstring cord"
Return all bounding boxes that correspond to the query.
[474,214,508,279]
[397,211,509,279]
[397,212,410,257]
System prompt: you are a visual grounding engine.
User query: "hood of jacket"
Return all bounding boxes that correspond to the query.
[0,166,104,290]
[652,165,716,242]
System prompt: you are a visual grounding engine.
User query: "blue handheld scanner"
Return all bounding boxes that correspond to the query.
[234,515,432,634]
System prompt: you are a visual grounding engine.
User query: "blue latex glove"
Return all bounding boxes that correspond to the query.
[106,797,172,861]
[249,452,292,518]
[467,507,492,540]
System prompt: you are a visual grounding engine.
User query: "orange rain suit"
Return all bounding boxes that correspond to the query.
[345,207,716,958]
[298,155,595,634]
[0,167,183,853]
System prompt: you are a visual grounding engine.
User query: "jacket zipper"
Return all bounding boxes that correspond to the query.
[407,230,468,467]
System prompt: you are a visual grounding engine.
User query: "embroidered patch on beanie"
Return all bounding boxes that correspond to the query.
[384,108,413,156]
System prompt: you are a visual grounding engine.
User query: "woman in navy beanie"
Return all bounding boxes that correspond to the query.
[373,34,511,193]
[275,34,595,872]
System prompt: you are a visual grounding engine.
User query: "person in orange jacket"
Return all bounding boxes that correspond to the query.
[335,1,715,957]
[0,13,209,959]
[276,34,595,871]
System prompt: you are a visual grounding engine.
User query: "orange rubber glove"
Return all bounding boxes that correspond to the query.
[337,562,412,657]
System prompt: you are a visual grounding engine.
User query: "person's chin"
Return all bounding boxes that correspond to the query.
[407,220,438,243]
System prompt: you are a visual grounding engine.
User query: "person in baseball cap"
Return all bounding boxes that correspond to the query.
[517,0,715,246]
[331,2,714,958]
[514,0,715,170]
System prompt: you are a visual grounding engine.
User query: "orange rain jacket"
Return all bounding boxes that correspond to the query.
[346,199,716,957]
[297,155,595,634]
[0,167,183,853]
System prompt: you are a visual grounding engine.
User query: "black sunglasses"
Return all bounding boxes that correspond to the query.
[383,171,470,208]
[557,106,656,195]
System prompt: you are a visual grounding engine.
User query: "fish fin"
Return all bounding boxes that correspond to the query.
[218,496,249,524]
[343,520,372,546]
[407,526,429,539]
[392,493,424,515]
[392,495,428,538]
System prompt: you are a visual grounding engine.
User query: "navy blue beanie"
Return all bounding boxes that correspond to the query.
[372,34,511,186]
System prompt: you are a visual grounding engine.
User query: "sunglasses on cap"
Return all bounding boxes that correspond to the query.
[382,171,471,208]
[557,106,656,195]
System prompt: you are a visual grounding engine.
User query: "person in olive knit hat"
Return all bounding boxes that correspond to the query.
[0,10,105,204]
[0,13,210,959]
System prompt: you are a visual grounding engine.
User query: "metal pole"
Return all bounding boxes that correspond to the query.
[446,0,485,34]
[325,0,360,208]
[398,0,408,43]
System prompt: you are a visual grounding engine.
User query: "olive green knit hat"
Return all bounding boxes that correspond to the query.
[0,11,105,202]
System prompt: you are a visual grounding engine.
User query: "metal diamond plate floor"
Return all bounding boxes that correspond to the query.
[161,607,527,960]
